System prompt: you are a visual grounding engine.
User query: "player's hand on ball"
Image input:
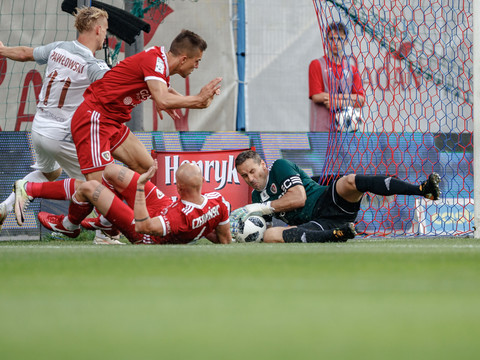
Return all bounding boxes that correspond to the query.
[229,217,243,239]
[230,203,274,224]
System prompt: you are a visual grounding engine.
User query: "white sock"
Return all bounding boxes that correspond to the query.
[99,214,112,227]
[62,216,79,230]
[1,170,50,212]
[1,193,15,212]
[24,170,50,183]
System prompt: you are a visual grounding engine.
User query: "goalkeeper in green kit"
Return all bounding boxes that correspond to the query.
[230,150,441,243]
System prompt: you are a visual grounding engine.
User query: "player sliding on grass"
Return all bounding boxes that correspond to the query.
[230,150,441,243]
[16,161,231,244]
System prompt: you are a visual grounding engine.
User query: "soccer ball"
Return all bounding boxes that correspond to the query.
[235,215,267,243]
[336,107,361,132]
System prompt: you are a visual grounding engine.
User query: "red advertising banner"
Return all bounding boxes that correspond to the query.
[152,149,251,211]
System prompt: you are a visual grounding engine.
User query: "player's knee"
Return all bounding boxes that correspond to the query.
[78,180,101,197]
[43,168,62,182]
[73,179,84,191]
[339,174,358,191]
[128,157,153,174]
[103,164,117,182]
[85,171,103,183]
[139,157,154,174]
[347,174,358,188]
[263,227,286,243]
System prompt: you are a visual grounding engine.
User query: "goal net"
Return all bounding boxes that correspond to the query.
[312,0,473,236]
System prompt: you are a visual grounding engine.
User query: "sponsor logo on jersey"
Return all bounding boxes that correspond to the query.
[270,183,277,194]
[101,151,111,162]
[123,96,133,105]
[192,205,220,229]
[155,57,165,74]
[136,89,151,102]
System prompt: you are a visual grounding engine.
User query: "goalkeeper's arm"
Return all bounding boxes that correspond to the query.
[267,184,306,213]
[230,184,307,227]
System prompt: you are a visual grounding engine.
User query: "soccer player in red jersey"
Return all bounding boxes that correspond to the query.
[71,29,221,183]
[37,160,232,244]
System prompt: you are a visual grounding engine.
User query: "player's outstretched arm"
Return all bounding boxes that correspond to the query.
[0,41,34,62]
[147,77,221,115]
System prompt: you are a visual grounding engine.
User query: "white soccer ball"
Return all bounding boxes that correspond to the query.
[336,106,361,132]
[235,215,267,243]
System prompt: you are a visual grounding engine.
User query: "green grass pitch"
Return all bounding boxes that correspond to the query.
[1,236,480,360]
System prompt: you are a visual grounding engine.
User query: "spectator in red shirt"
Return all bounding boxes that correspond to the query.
[308,22,365,131]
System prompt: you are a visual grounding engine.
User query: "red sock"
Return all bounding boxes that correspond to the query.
[105,196,138,243]
[67,194,93,225]
[27,179,76,200]
[120,171,141,207]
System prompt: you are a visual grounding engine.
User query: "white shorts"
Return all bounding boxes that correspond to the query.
[31,130,85,180]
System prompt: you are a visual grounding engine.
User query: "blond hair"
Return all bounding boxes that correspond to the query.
[74,6,108,33]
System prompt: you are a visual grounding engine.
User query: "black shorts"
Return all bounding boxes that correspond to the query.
[283,180,360,243]
[310,179,360,227]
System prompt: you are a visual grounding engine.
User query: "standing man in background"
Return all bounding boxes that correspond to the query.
[308,22,365,132]
[0,6,121,244]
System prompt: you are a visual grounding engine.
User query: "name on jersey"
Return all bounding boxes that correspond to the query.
[50,51,85,74]
[192,205,220,229]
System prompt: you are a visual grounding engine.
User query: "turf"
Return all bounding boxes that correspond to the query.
[1,237,479,360]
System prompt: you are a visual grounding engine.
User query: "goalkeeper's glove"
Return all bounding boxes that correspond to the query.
[229,202,275,241]
[230,202,275,224]
[230,217,242,239]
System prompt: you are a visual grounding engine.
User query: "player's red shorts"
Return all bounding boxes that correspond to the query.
[71,102,130,175]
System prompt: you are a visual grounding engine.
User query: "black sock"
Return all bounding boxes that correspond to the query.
[283,227,347,243]
[355,175,422,196]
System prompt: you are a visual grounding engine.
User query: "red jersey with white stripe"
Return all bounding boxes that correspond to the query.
[82,46,170,123]
[147,192,230,244]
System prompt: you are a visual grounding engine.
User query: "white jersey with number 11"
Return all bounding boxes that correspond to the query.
[32,40,109,141]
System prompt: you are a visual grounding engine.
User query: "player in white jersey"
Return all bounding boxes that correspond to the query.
[0,7,120,244]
